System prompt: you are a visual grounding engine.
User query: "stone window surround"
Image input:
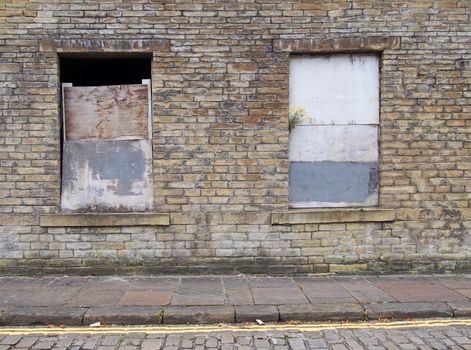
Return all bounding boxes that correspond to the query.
[39,39,171,227]
[274,36,401,225]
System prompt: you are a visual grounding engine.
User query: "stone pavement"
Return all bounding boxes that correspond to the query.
[2,275,471,326]
[1,322,471,349]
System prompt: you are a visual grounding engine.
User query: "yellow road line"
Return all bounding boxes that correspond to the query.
[1,319,471,335]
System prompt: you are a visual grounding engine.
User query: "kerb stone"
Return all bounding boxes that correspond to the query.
[2,307,87,326]
[163,306,234,324]
[279,303,364,321]
[235,305,279,323]
[83,306,164,325]
[364,302,454,320]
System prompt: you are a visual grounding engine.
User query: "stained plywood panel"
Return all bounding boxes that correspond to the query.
[61,140,153,211]
[289,125,378,163]
[289,161,378,208]
[64,84,149,141]
[289,54,379,125]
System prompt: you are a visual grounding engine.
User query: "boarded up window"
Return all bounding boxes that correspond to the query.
[289,54,379,208]
[61,80,153,211]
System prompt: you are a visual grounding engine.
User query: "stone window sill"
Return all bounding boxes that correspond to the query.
[271,209,396,225]
[39,213,169,227]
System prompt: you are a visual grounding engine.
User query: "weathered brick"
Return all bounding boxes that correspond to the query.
[228,63,258,73]
[0,0,469,275]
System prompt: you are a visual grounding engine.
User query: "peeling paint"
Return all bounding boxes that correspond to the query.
[61,140,153,212]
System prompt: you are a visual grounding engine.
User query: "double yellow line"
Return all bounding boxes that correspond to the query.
[1,319,471,335]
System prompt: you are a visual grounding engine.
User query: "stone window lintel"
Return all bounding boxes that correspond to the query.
[39,39,170,53]
[273,36,400,54]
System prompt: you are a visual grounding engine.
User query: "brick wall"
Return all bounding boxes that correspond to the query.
[0,0,470,275]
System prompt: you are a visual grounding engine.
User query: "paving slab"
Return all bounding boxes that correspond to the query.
[0,277,54,289]
[374,280,468,302]
[84,306,164,325]
[226,288,253,305]
[163,306,234,324]
[299,281,358,304]
[1,307,87,326]
[171,293,225,306]
[223,277,249,289]
[235,305,279,323]
[455,289,471,298]
[248,276,296,288]
[364,302,454,320]
[0,289,49,307]
[2,286,81,307]
[120,290,173,306]
[48,276,92,288]
[252,287,309,305]
[68,288,125,307]
[339,278,396,303]
[126,277,180,291]
[171,277,225,306]
[177,277,222,293]
[435,276,471,290]
[86,276,132,289]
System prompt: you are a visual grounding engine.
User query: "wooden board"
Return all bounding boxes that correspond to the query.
[63,84,149,141]
[61,140,153,212]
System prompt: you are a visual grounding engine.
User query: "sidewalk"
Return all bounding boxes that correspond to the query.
[1,274,471,326]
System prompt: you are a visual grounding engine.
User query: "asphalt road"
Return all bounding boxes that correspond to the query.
[1,319,471,349]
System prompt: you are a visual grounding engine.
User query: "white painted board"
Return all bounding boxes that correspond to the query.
[289,125,378,162]
[289,54,379,125]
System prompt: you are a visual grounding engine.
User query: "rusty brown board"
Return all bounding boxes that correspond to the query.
[63,84,149,141]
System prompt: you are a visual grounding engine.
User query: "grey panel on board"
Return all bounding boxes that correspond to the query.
[61,140,153,211]
[289,161,378,206]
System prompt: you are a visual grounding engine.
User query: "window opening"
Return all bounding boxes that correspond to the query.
[59,56,153,212]
[289,54,380,208]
